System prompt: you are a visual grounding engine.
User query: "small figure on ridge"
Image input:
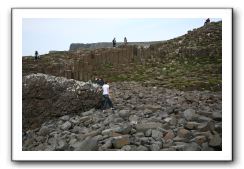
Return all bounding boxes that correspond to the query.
[204,18,210,25]
[112,38,116,48]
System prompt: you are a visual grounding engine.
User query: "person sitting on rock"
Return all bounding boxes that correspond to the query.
[102,81,114,112]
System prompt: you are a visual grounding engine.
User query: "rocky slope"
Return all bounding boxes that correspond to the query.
[23,75,222,151]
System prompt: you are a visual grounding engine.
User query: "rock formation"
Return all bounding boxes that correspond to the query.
[22,73,101,131]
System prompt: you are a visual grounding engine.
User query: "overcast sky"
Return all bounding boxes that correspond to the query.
[22,18,221,56]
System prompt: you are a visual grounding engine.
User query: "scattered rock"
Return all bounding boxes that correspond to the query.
[38,126,50,136]
[112,135,130,149]
[22,81,222,151]
[183,109,196,121]
[145,129,152,137]
[118,110,130,119]
[185,122,200,130]
[177,128,191,138]
[80,116,91,123]
[138,93,144,99]
[194,135,207,145]
[209,132,222,148]
[121,145,132,151]
[163,130,175,141]
[212,112,222,121]
[60,115,70,121]
[151,130,163,140]
[60,121,72,130]
[136,145,148,151]
[72,137,98,151]
[136,122,163,132]
[150,142,162,151]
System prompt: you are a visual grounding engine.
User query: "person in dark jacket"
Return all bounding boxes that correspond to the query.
[204,18,210,25]
[112,38,116,47]
[34,51,38,60]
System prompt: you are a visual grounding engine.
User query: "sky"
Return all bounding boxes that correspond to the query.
[22,18,221,56]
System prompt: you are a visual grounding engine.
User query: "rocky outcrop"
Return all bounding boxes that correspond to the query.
[22,73,101,131]
[23,81,222,151]
[69,41,161,51]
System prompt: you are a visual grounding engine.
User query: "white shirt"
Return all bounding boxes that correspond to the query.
[102,84,109,95]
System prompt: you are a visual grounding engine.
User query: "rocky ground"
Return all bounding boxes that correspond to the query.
[23,77,222,151]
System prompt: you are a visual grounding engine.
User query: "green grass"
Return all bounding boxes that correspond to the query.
[98,55,222,91]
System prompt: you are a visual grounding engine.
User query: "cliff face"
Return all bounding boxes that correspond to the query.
[23,21,222,91]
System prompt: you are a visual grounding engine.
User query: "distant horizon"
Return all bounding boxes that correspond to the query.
[22,18,221,56]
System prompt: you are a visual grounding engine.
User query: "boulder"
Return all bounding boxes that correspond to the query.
[209,132,222,147]
[38,126,50,136]
[72,137,98,151]
[136,122,163,132]
[185,122,200,130]
[163,130,175,141]
[118,110,130,119]
[136,145,148,151]
[212,112,222,121]
[145,129,152,137]
[112,135,130,149]
[121,145,132,151]
[150,142,162,151]
[138,93,144,99]
[177,128,191,138]
[151,130,163,140]
[194,135,207,145]
[100,138,113,150]
[184,142,201,151]
[202,143,215,151]
[183,109,196,121]
[129,115,140,125]
[60,115,70,121]
[80,116,91,123]
[60,121,72,130]
[197,121,215,132]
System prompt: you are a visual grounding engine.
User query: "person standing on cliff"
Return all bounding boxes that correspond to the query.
[124,37,127,46]
[102,81,114,112]
[112,38,116,48]
[34,51,39,61]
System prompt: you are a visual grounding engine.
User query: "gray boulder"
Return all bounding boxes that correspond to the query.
[72,137,98,151]
[60,121,72,130]
[183,109,196,121]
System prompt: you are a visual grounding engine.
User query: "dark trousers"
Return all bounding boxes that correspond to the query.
[102,94,113,110]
